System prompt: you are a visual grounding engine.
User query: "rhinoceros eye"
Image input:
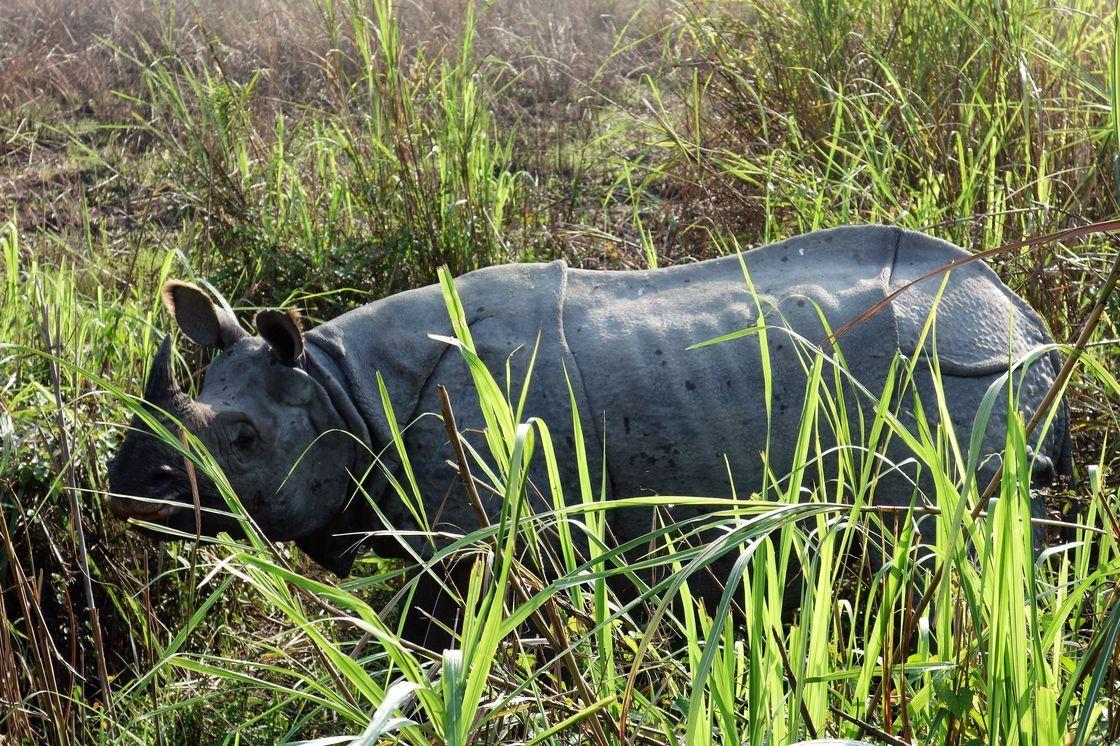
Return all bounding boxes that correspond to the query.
[232,422,258,452]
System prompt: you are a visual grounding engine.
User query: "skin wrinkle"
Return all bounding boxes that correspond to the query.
[556,263,618,505]
[400,340,454,536]
[302,340,369,465]
[885,228,1065,475]
[414,334,480,539]
[298,339,386,563]
[886,225,904,358]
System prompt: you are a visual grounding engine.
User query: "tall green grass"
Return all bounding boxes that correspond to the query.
[620,0,1119,332]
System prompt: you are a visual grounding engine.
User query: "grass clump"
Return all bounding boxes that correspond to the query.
[112,0,529,306]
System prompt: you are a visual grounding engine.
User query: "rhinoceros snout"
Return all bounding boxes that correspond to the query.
[107,460,184,523]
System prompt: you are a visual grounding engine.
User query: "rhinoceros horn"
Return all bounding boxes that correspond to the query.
[143,335,186,408]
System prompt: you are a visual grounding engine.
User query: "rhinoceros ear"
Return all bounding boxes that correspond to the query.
[162,281,247,350]
[255,309,305,365]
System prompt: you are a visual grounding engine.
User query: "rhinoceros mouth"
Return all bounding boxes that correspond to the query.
[109,488,248,542]
[108,479,197,524]
[108,495,175,522]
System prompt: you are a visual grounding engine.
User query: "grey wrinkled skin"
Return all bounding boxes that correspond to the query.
[108,226,1071,637]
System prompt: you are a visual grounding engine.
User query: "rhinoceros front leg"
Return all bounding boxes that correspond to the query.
[396,558,472,651]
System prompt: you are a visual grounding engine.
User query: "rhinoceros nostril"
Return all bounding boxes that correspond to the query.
[145,468,184,494]
[110,496,172,520]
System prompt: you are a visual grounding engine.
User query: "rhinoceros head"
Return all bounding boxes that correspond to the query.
[108,281,359,571]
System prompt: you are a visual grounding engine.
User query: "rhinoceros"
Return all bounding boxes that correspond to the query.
[107,225,1071,642]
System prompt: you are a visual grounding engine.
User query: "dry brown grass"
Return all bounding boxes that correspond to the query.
[0,0,659,267]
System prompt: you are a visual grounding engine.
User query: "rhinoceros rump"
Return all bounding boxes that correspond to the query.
[108,226,1071,642]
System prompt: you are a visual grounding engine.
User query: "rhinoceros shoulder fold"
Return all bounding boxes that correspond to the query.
[888,228,1053,375]
[307,260,570,451]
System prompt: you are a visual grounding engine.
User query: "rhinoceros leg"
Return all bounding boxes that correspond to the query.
[397,559,472,651]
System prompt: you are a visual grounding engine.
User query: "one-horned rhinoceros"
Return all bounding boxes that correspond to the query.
[107,226,1071,643]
